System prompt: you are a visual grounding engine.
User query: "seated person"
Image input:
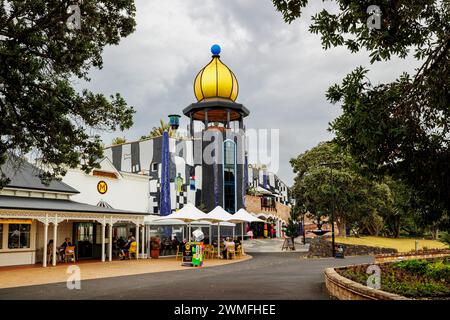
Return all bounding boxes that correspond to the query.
[119,236,133,260]
[117,236,126,249]
[59,237,72,261]
[222,237,235,259]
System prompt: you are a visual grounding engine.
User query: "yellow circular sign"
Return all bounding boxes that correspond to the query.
[97,180,108,194]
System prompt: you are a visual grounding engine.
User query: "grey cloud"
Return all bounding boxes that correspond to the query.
[78,0,420,186]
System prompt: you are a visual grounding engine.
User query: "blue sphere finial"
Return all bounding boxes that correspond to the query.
[211,44,221,55]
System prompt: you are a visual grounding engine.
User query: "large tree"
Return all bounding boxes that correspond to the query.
[273,0,450,229]
[291,141,392,236]
[0,0,136,184]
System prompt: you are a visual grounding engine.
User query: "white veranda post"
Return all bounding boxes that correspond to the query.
[43,221,48,267]
[108,218,113,262]
[52,222,58,266]
[136,224,140,259]
[101,222,106,262]
[140,225,145,258]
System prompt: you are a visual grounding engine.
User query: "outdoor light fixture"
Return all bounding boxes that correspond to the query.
[168,114,181,130]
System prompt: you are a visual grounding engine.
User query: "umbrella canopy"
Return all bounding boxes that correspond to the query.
[145,218,186,226]
[154,203,207,222]
[227,208,264,223]
[192,220,212,226]
[204,206,234,222]
[212,221,236,227]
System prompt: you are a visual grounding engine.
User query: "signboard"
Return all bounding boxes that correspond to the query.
[182,241,204,267]
[0,219,32,224]
[97,180,108,194]
[282,237,295,251]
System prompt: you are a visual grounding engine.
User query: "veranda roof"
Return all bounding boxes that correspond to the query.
[0,195,148,216]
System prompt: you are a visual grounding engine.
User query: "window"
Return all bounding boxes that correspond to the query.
[223,140,236,213]
[261,196,276,209]
[0,224,3,249]
[8,224,31,249]
[151,163,159,172]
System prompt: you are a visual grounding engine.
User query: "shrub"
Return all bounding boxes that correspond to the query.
[439,232,450,248]
[393,259,429,275]
[426,261,450,283]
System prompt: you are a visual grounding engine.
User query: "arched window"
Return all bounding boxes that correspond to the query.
[223,140,236,213]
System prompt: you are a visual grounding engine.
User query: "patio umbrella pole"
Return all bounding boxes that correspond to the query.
[188,223,191,242]
[217,222,221,258]
[209,226,212,244]
[241,222,245,255]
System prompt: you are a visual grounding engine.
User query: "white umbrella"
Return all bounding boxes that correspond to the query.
[204,206,234,258]
[145,218,186,226]
[226,208,264,255]
[154,203,207,221]
[154,203,208,241]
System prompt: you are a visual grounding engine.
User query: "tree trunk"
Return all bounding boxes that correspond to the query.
[337,216,346,237]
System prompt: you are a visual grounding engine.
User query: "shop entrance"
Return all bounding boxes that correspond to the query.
[73,222,95,259]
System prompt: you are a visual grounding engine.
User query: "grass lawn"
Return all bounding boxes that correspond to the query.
[330,236,448,253]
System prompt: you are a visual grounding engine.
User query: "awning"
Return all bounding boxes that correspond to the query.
[254,186,273,195]
[0,195,148,216]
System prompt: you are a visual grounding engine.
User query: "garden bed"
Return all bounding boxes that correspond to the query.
[336,258,450,299]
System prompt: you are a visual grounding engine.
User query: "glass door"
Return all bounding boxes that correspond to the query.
[73,222,94,259]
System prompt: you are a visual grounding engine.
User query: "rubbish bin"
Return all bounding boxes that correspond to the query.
[335,244,345,258]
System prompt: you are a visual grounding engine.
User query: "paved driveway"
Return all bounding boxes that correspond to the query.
[0,253,373,300]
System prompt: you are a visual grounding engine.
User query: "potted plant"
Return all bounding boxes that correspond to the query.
[150,236,161,259]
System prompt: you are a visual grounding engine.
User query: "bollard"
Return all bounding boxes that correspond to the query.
[415,240,419,252]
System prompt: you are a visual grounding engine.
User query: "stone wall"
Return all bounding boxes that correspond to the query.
[375,249,450,263]
[308,237,397,258]
[245,195,290,221]
[324,267,409,300]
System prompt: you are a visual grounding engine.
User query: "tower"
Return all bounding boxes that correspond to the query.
[183,45,249,213]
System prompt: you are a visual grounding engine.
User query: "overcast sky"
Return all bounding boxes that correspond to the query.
[80,0,419,186]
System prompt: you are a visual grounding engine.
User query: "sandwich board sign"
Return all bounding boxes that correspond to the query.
[282,237,295,251]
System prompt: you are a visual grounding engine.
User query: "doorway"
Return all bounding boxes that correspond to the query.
[73,222,95,259]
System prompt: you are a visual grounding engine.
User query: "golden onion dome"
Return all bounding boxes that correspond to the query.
[194,45,239,102]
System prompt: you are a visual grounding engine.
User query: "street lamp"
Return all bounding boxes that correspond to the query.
[319,161,341,258]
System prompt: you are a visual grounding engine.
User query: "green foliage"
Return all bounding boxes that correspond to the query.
[111,137,127,145]
[393,259,429,275]
[290,141,395,236]
[285,208,299,238]
[340,258,450,298]
[140,120,175,140]
[0,0,137,185]
[273,0,450,231]
[439,232,450,248]
[425,261,450,282]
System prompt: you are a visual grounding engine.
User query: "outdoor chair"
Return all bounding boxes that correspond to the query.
[65,246,76,263]
[226,247,236,260]
[236,245,242,258]
[204,245,214,259]
[175,245,183,260]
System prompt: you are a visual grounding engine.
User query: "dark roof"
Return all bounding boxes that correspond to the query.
[0,195,148,216]
[1,157,79,194]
